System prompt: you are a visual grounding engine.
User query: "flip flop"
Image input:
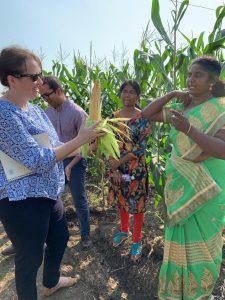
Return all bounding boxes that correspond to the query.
[130,241,142,262]
[113,231,129,247]
[43,276,77,297]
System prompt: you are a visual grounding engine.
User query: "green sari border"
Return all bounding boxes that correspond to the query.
[167,182,221,227]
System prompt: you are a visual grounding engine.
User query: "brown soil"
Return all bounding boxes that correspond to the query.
[0,185,225,300]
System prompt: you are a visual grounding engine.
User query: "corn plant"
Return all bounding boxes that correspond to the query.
[132,0,225,205]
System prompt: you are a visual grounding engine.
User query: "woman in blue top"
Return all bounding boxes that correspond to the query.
[0,46,103,300]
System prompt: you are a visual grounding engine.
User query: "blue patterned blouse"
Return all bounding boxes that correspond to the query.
[0,99,65,201]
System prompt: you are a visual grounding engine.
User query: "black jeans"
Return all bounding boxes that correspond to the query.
[0,197,69,300]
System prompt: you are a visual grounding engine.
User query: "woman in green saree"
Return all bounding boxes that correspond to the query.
[142,56,225,299]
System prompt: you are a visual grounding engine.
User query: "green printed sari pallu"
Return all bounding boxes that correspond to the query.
[159,97,225,300]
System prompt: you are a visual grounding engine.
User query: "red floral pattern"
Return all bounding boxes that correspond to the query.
[107,112,151,214]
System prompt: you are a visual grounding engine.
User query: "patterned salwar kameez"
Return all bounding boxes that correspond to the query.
[107,111,151,214]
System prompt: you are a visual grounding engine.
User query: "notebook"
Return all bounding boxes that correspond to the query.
[0,133,51,182]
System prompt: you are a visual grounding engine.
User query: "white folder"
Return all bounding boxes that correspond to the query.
[0,133,51,182]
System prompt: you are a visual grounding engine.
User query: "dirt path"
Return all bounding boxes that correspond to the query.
[0,190,225,300]
[0,209,161,300]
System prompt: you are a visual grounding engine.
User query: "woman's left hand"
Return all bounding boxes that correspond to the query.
[170,109,190,134]
[173,91,191,106]
[78,121,105,144]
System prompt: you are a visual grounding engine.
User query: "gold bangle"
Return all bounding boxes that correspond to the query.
[185,123,192,135]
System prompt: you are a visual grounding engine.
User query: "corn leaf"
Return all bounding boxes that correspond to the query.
[151,0,173,47]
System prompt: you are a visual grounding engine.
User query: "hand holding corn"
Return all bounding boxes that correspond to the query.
[79,119,105,144]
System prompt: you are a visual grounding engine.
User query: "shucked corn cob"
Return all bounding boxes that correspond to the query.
[82,80,130,159]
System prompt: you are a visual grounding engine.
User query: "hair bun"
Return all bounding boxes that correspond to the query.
[212,80,225,97]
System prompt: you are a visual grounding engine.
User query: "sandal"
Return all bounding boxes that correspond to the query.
[43,276,77,297]
[113,231,129,247]
[130,241,142,262]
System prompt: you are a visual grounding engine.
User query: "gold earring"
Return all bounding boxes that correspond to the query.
[209,83,213,91]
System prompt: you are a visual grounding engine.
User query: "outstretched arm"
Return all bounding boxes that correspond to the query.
[171,109,225,160]
[109,153,136,172]
[54,121,103,161]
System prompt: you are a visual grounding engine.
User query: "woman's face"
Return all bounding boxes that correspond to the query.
[186,64,214,97]
[10,58,42,101]
[120,84,139,108]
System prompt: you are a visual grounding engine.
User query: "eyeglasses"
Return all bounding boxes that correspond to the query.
[13,72,42,82]
[41,90,55,99]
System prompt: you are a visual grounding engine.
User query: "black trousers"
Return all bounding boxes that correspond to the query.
[0,197,69,300]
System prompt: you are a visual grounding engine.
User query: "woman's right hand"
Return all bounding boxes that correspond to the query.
[173,90,191,106]
[78,121,105,144]
[110,170,122,185]
[65,165,72,181]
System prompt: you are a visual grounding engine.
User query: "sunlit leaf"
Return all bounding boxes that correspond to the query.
[151,0,173,47]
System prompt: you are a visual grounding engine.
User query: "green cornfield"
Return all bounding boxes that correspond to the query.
[36,0,225,205]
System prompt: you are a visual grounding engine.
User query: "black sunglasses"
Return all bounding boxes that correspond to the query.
[41,90,56,99]
[13,72,42,82]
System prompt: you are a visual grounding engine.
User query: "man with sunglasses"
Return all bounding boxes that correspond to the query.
[40,76,92,249]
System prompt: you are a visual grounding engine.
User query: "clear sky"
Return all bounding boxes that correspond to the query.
[1,0,224,73]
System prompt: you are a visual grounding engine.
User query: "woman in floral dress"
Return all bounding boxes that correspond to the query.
[107,80,152,261]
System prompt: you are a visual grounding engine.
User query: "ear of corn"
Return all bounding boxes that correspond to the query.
[82,80,130,159]
[89,80,101,121]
